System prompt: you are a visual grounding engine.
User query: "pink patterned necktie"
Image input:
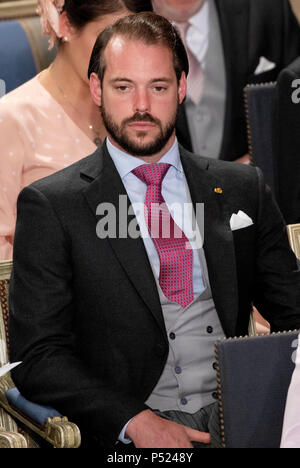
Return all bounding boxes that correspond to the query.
[176,21,204,105]
[132,163,194,308]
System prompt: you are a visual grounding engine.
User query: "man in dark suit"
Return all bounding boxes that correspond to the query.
[153,0,300,162]
[9,13,300,448]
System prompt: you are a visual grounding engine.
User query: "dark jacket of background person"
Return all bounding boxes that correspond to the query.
[176,0,300,161]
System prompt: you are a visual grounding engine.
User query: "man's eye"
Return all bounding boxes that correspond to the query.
[153,86,169,93]
[117,86,128,91]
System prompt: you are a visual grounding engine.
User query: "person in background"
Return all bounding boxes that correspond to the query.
[152,0,300,163]
[9,13,300,448]
[0,0,152,260]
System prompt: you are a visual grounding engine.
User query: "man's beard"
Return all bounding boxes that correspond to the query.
[100,99,179,157]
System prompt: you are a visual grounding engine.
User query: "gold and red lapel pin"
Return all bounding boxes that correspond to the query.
[214,187,223,194]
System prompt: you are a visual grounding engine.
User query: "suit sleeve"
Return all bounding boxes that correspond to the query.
[9,185,148,447]
[252,168,300,332]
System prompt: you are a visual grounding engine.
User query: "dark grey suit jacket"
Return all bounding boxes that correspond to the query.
[9,143,300,447]
[177,0,300,161]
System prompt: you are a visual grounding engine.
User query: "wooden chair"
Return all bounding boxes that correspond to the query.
[244,59,300,226]
[244,83,277,196]
[0,1,37,21]
[287,223,300,260]
[0,4,56,95]
[273,57,300,225]
[0,260,81,448]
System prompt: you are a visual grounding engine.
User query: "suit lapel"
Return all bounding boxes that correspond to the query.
[215,0,250,160]
[180,147,239,337]
[176,104,193,153]
[81,144,167,338]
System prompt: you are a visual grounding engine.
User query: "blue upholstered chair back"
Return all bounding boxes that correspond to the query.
[0,17,56,95]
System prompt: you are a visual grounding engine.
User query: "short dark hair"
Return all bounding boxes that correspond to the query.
[88,12,189,83]
[63,0,153,30]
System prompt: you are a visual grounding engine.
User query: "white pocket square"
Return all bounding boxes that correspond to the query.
[254,56,276,75]
[0,361,22,378]
[230,211,254,231]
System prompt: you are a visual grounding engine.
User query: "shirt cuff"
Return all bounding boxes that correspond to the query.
[118,418,133,444]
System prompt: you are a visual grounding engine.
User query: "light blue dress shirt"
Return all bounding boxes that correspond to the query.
[106,137,205,443]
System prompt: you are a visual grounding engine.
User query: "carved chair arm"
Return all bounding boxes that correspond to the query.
[0,376,81,448]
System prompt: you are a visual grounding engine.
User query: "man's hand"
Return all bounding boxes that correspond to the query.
[125,409,211,448]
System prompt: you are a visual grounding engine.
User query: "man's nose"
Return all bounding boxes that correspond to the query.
[133,88,150,113]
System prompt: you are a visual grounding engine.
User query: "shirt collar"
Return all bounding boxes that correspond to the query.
[106,137,183,179]
[188,0,209,31]
[174,1,209,65]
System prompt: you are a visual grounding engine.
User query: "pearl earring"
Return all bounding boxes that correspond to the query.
[63,36,69,43]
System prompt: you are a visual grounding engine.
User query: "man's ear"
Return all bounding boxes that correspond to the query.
[178,71,187,104]
[90,72,102,107]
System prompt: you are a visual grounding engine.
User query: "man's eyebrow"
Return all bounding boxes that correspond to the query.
[151,78,173,83]
[109,77,173,83]
[109,78,134,83]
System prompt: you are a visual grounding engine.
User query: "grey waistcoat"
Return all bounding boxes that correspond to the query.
[145,184,225,414]
[185,0,226,159]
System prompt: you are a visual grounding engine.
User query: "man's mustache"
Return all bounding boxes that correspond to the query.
[123,113,162,127]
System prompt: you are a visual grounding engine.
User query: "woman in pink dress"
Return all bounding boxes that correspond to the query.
[0,0,152,260]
